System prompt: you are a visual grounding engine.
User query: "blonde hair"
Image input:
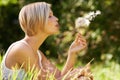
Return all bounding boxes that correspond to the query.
[19,2,51,36]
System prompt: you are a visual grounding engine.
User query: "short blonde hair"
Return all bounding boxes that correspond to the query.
[19,2,51,36]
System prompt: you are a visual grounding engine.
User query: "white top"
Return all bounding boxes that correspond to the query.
[1,40,43,80]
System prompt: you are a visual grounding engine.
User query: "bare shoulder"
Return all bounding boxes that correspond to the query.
[10,42,33,57]
[5,42,34,69]
[8,42,35,65]
[8,42,40,70]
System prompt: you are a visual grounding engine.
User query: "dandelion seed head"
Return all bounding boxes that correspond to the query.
[75,17,90,28]
[75,10,101,28]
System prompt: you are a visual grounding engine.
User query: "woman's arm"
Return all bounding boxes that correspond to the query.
[61,52,77,75]
[61,33,87,75]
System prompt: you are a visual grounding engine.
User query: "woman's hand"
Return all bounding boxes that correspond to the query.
[65,66,93,80]
[61,33,87,76]
[69,33,87,54]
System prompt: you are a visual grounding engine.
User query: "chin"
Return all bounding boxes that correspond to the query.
[45,31,58,35]
[54,31,60,34]
[49,30,60,35]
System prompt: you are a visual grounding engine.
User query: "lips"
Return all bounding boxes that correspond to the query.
[55,24,60,27]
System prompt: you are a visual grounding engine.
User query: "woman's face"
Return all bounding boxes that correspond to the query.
[44,10,60,34]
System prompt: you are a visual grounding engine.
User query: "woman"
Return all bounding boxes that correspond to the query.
[1,2,92,80]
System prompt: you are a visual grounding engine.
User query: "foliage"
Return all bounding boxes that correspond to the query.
[0,0,120,64]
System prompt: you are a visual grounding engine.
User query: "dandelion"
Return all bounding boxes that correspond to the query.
[75,17,90,28]
[75,10,101,28]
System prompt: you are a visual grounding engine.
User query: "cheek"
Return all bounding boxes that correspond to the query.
[44,23,55,33]
[44,19,59,34]
[47,20,54,27]
[44,24,58,34]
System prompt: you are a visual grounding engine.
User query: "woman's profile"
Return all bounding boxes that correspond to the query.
[1,2,93,80]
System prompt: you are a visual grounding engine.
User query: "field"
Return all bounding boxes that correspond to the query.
[1,55,120,80]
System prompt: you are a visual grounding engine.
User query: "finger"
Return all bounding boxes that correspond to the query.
[77,35,83,40]
[75,33,80,42]
[77,33,84,38]
[82,42,87,46]
[79,36,86,41]
[77,40,87,46]
[78,40,87,46]
[80,38,87,43]
[77,32,82,36]
[77,36,86,43]
[79,44,87,50]
[78,39,81,43]
[75,33,83,41]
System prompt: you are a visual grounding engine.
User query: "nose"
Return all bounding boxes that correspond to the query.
[54,16,59,21]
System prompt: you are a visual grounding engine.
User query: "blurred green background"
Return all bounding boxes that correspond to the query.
[0,0,120,80]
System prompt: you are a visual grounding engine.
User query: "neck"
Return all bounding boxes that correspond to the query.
[23,32,49,52]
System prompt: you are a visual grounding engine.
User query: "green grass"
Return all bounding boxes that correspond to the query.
[92,61,120,80]
[57,61,120,80]
[1,55,120,80]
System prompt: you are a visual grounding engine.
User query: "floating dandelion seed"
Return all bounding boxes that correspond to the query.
[75,10,101,28]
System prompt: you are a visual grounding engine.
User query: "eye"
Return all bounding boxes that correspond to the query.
[49,15,52,18]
